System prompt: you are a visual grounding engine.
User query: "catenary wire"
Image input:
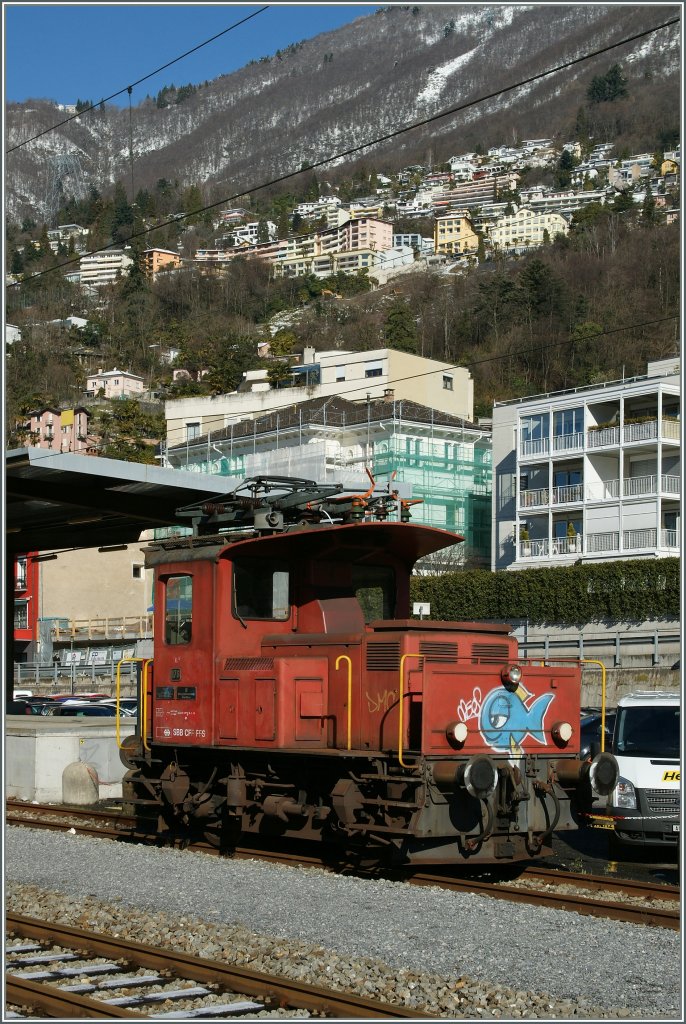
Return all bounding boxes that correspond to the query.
[7,14,679,291]
[6,6,270,153]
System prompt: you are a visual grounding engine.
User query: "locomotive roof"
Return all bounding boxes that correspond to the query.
[145,520,463,569]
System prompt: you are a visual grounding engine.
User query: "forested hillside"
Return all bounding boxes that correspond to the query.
[6,192,679,438]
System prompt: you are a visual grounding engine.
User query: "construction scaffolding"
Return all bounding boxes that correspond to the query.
[165,396,493,565]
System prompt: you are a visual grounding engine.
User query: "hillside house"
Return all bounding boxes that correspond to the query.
[85,368,145,400]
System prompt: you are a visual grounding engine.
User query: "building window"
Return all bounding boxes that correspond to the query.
[521,413,549,441]
[14,601,28,630]
[186,422,200,441]
[365,361,384,379]
[132,564,143,579]
[336,366,345,382]
[554,408,583,436]
[443,375,454,391]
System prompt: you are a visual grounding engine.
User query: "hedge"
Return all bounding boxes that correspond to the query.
[410,558,680,625]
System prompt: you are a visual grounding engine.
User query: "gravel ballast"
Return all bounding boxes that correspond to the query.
[5,827,681,1019]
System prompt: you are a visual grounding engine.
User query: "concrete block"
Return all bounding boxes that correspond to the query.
[62,760,99,805]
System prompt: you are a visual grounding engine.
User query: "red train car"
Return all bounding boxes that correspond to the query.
[123,477,618,865]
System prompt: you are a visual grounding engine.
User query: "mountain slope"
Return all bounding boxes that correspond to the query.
[6,4,680,221]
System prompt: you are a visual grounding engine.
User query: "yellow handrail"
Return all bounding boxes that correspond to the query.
[398,653,423,769]
[540,657,607,752]
[335,655,353,750]
[115,657,153,752]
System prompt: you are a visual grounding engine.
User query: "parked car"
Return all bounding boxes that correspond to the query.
[96,700,137,717]
[579,712,616,761]
[47,702,119,717]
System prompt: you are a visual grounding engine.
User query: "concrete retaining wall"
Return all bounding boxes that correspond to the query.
[5,718,136,803]
[580,667,680,709]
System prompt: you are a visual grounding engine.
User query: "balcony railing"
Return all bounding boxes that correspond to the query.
[586,479,620,501]
[520,487,549,507]
[519,536,582,558]
[661,529,679,549]
[519,538,549,558]
[662,474,680,495]
[662,418,680,441]
[552,431,584,452]
[623,528,657,550]
[587,531,620,553]
[623,420,658,443]
[623,474,657,497]
[50,615,154,641]
[587,425,620,448]
[552,483,584,504]
[520,437,549,458]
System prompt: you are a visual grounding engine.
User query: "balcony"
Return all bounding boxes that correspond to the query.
[623,527,657,550]
[662,474,680,495]
[520,487,548,508]
[552,431,584,453]
[519,538,549,559]
[587,531,620,553]
[623,474,658,498]
[623,420,658,444]
[519,536,582,559]
[587,425,620,449]
[586,479,620,501]
[662,418,680,442]
[552,483,584,504]
[661,529,679,549]
[520,437,549,458]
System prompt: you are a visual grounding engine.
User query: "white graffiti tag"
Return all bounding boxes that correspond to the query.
[457,687,482,723]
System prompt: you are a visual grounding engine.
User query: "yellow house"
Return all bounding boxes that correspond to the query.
[661,158,679,176]
[434,212,479,255]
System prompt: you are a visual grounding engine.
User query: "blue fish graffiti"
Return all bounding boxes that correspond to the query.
[479,685,555,753]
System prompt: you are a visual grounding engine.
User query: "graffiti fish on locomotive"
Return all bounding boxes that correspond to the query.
[122,476,618,865]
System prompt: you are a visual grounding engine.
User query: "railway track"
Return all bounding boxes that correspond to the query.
[6,913,431,1019]
[7,800,680,931]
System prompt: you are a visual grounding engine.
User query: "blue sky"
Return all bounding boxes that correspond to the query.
[4,3,381,106]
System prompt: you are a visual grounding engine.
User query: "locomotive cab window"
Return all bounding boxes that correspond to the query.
[233,561,290,620]
[352,565,395,623]
[164,574,193,645]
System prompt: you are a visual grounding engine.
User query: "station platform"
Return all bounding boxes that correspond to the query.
[5,716,136,803]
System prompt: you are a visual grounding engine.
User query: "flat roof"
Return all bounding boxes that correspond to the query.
[5,447,240,554]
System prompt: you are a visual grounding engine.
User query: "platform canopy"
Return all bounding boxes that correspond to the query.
[5,448,241,555]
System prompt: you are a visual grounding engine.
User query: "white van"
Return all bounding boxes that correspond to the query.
[606,692,680,850]
[12,689,33,699]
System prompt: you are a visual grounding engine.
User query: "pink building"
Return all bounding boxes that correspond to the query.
[86,367,145,399]
[25,407,92,452]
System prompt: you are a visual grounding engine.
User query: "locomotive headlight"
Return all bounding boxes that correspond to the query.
[459,755,498,800]
[446,721,468,747]
[551,721,573,746]
[500,664,523,691]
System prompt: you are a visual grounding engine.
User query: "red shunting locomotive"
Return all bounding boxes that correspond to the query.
[123,476,618,865]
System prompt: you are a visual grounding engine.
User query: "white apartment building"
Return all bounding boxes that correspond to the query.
[79,248,133,287]
[491,358,681,571]
[487,208,569,252]
[165,346,474,450]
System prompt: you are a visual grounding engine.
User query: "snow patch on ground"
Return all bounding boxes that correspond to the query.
[416,48,478,106]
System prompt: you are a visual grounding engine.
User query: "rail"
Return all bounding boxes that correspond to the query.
[51,615,153,641]
[336,654,353,751]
